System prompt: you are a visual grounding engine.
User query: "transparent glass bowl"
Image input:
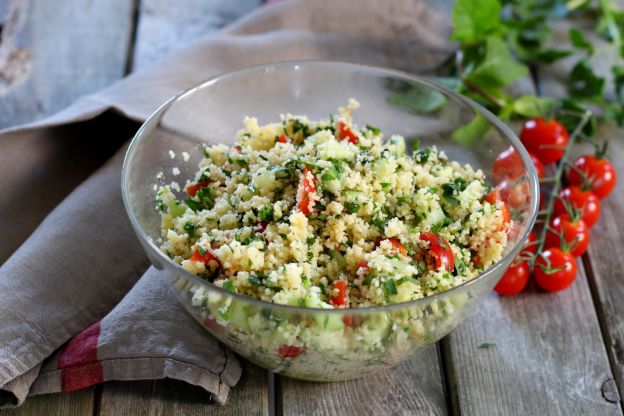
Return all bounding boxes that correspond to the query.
[122,61,538,381]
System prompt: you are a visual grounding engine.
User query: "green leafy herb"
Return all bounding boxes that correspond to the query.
[183,222,196,238]
[258,204,274,222]
[366,124,381,135]
[383,279,398,297]
[222,280,236,293]
[345,202,359,214]
[450,0,501,43]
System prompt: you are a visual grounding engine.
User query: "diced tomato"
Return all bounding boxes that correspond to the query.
[186,180,211,197]
[255,221,269,233]
[485,189,510,227]
[337,121,359,144]
[191,248,219,266]
[278,345,305,359]
[330,279,349,307]
[202,317,221,331]
[277,134,289,144]
[379,238,407,255]
[297,166,316,215]
[419,232,455,271]
[342,316,354,327]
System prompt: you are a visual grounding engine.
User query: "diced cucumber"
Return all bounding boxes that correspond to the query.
[386,135,406,156]
[328,249,346,268]
[318,140,355,161]
[322,178,341,194]
[229,301,249,331]
[304,294,345,330]
[168,201,186,217]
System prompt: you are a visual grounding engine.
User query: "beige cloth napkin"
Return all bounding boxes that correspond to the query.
[0,0,452,408]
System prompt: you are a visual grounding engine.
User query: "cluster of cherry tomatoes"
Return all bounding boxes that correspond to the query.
[494,117,617,296]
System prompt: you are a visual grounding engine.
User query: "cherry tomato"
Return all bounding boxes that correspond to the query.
[484,189,511,227]
[277,134,289,144]
[330,279,349,307]
[297,166,316,215]
[278,345,305,360]
[554,186,601,228]
[494,260,529,296]
[379,237,408,255]
[419,232,454,271]
[568,155,617,199]
[521,230,537,257]
[530,153,545,179]
[534,248,577,292]
[186,180,211,197]
[545,214,590,257]
[520,118,569,164]
[337,121,359,144]
[492,146,544,183]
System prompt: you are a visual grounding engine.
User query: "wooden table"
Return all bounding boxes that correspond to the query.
[1,1,622,415]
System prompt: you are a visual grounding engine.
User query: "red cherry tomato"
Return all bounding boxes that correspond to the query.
[529,153,545,179]
[297,166,316,215]
[545,214,590,257]
[521,230,537,257]
[277,134,289,144]
[337,121,359,144]
[494,260,529,296]
[554,186,601,228]
[330,279,349,307]
[568,155,617,199]
[520,118,569,164]
[419,232,454,271]
[278,345,305,359]
[379,237,408,255]
[186,180,212,197]
[534,248,577,292]
[492,146,544,183]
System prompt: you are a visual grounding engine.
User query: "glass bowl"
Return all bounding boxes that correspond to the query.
[122,61,538,381]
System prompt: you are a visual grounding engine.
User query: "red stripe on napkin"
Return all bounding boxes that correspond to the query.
[58,321,103,391]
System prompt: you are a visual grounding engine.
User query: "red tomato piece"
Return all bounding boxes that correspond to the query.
[534,248,577,292]
[568,155,617,199]
[337,121,359,144]
[255,221,269,233]
[278,345,305,360]
[529,153,545,179]
[379,237,408,255]
[545,214,590,257]
[277,134,289,144]
[330,279,349,307]
[342,316,354,327]
[191,248,220,265]
[186,180,211,197]
[520,118,569,164]
[521,230,537,257]
[492,146,523,182]
[419,232,455,271]
[554,186,601,228]
[297,166,317,215]
[484,189,511,227]
[494,260,529,296]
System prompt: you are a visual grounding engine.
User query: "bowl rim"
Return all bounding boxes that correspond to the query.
[121,60,539,314]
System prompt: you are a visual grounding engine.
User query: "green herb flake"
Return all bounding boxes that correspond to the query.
[478,342,496,349]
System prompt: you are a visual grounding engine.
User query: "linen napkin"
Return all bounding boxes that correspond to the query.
[0,0,453,407]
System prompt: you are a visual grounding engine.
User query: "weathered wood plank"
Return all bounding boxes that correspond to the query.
[578,125,624,402]
[0,0,136,129]
[279,346,447,416]
[0,389,94,416]
[443,261,621,415]
[98,360,269,416]
[131,0,261,71]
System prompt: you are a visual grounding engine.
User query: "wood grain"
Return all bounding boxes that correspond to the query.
[0,390,94,416]
[580,127,624,402]
[131,0,261,70]
[98,360,269,416]
[0,0,136,129]
[443,261,621,415]
[279,346,447,416]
